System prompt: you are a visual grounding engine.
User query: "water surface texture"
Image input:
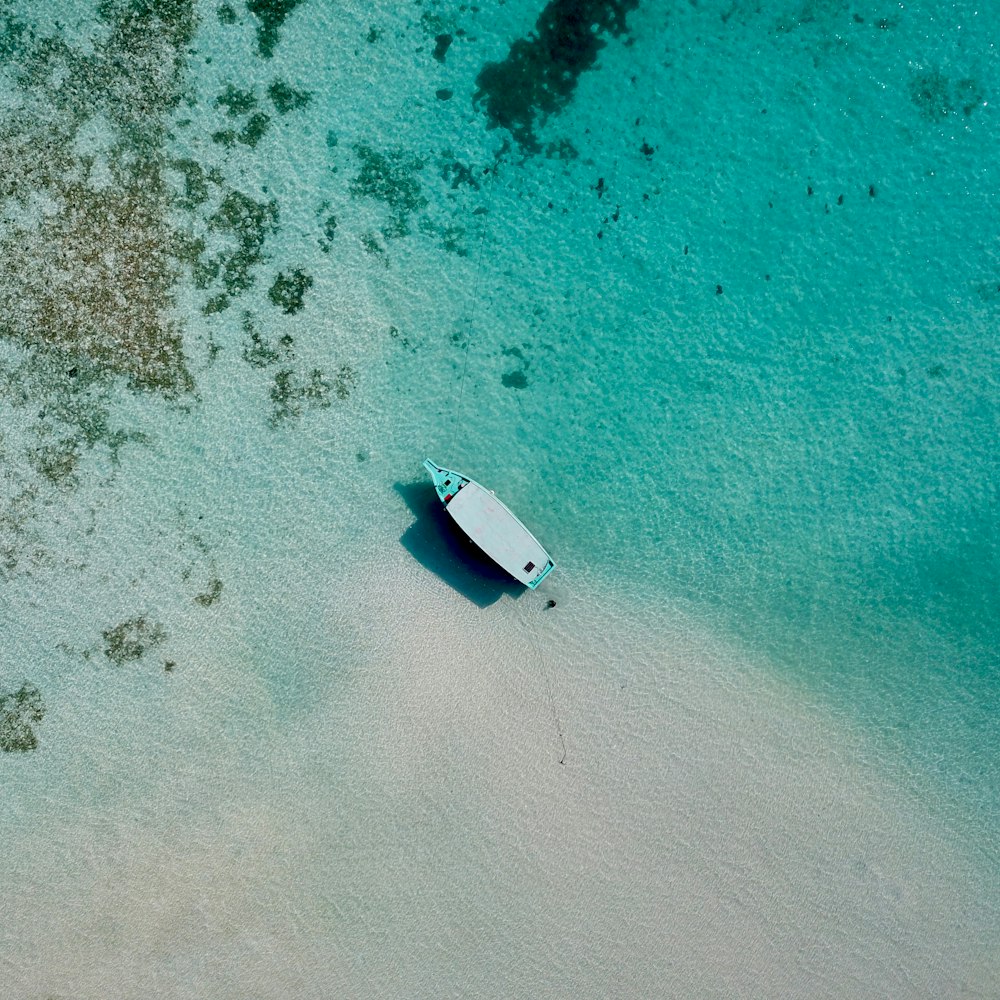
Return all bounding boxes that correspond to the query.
[1,1,998,997]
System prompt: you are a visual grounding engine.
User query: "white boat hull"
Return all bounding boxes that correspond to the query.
[423,460,555,589]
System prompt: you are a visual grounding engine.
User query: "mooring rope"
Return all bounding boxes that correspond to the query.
[455,151,502,418]
[540,655,568,765]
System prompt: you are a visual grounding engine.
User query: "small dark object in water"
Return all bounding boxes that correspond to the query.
[433,32,453,63]
[869,185,877,197]
[545,599,556,609]
[716,284,723,295]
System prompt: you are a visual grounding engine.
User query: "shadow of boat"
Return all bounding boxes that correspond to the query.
[394,480,523,608]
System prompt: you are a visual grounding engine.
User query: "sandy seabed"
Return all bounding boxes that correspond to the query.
[3,535,997,1000]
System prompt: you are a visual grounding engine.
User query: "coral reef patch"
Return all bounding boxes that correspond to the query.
[0,0,199,394]
[350,143,427,238]
[268,269,314,314]
[268,78,312,113]
[102,617,167,666]
[0,682,45,753]
[246,0,304,58]
[473,0,639,152]
[909,69,984,121]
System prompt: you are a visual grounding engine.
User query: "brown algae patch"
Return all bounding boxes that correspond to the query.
[102,616,167,666]
[0,1,201,394]
[268,79,312,113]
[246,0,304,59]
[1,172,192,393]
[268,269,313,314]
[0,347,150,575]
[194,576,224,606]
[0,481,39,580]
[350,143,427,239]
[0,682,46,753]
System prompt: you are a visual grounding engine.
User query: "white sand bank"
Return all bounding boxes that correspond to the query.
[2,543,997,999]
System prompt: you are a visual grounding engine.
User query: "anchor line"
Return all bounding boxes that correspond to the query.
[456,151,502,418]
[539,655,567,766]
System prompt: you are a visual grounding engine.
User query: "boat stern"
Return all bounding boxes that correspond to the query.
[526,558,556,589]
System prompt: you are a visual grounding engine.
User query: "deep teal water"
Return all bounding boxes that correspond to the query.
[375,0,1000,846]
[1,0,998,991]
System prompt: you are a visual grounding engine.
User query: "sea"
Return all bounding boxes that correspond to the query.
[1,1,997,997]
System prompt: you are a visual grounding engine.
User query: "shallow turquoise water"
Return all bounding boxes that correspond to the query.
[1,0,998,994]
[365,0,1000,842]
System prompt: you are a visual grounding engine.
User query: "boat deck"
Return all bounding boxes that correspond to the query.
[446,482,552,587]
[423,459,555,589]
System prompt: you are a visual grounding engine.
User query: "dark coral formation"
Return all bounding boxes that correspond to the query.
[350,143,427,237]
[433,33,453,63]
[102,617,167,666]
[200,192,281,298]
[246,0,303,58]
[501,345,531,389]
[333,363,357,400]
[212,111,272,148]
[473,0,639,152]
[242,313,294,367]
[269,368,331,424]
[0,0,199,394]
[194,577,224,606]
[317,203,338,253]
[268,269,313,314]
[909,69,984,121]
[268,78,312,113]
[0,683,46,753]
[216,84,258,116]
[267,363,355,424]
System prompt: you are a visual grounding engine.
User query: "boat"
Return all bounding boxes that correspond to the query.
[423,459,555,589]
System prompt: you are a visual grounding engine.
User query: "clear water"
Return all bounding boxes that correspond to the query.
[1,1,998,996]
